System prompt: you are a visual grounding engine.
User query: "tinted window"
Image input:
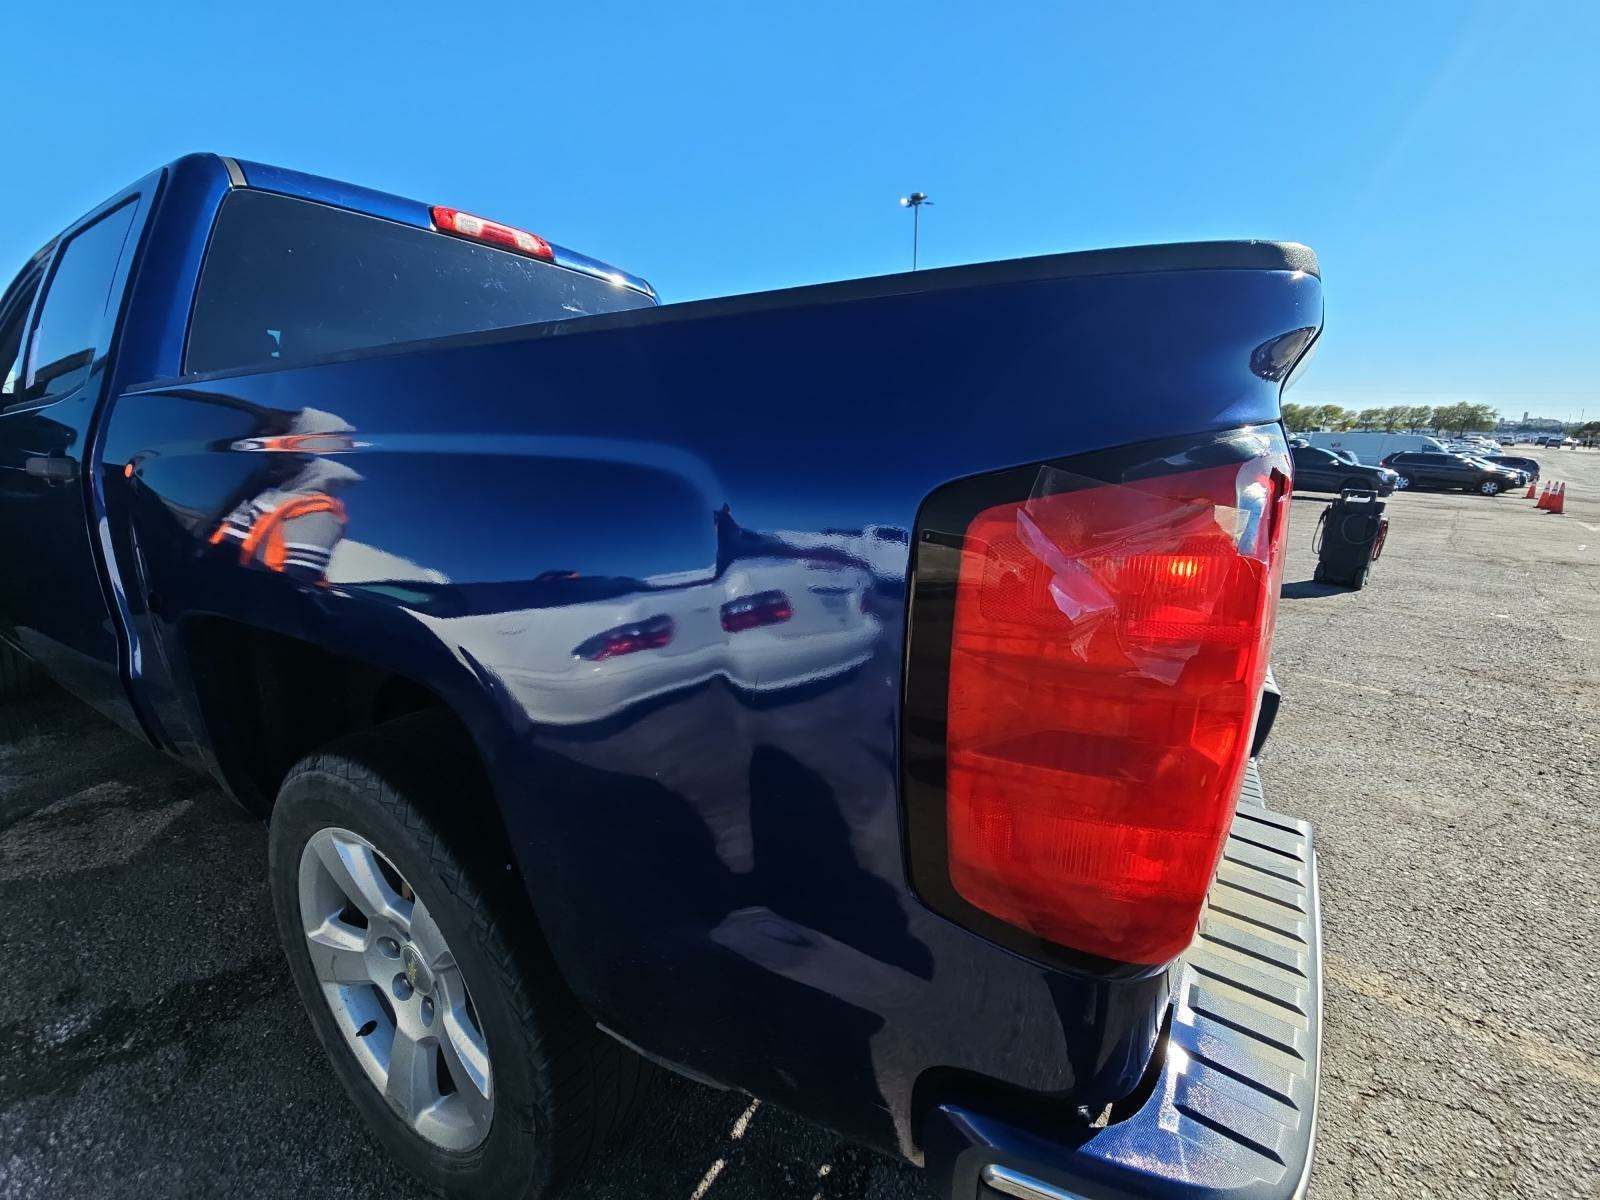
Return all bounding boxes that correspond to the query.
[22,203,138,405]
[187,191,656,375]
[0,265,44,406]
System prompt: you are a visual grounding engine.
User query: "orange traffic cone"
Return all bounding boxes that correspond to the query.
[1525,479,1538,499]
[1536,483,1551,509]
[1548,481,1566,515]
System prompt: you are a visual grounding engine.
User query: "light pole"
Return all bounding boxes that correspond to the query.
[899,192,931,269]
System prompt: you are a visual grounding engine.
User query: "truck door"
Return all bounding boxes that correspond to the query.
[0,192,149,727]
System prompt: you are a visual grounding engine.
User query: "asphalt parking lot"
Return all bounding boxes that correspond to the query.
[2,451,1596,1200]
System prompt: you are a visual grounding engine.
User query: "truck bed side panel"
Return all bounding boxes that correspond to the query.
[101,258,1319,1155]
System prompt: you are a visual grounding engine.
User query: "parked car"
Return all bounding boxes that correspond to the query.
[1291,443,1396,495]
[1328,446,1402,486]
[1465,457,1529,486]
[1304,429,1446,463]
[1379,450,1525,494]
[0,156,1324,1200]
[1482,454,1540,482]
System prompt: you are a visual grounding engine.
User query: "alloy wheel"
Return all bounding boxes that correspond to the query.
[297,827,494,1151]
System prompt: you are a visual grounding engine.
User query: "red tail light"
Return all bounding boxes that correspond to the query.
[721,591,794,633]
[904,428,1291,967]
[573,614,674,662]
[431,205,554,261]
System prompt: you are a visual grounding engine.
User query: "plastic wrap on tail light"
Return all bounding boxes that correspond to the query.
[906,427,1291,969]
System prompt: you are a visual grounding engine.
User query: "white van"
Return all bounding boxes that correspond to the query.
[1304,431,1446,464]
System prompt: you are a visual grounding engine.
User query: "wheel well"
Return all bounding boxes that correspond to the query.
[181,617,457,815]
[181,618,585,1015]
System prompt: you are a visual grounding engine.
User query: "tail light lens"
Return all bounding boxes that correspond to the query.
[721,591,794,633]
[903,427,1291,968]
[573,614,674,662]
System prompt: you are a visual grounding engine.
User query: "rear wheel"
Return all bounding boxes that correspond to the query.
[1393,474,1413,490]
[268,713,650,1199]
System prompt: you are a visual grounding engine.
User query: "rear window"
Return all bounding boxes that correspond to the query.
[186,190,654,375]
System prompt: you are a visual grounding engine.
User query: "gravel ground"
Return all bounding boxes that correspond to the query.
[1,450,1595,1200]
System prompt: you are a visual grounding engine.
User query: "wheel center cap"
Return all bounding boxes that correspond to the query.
[401,945,434,995]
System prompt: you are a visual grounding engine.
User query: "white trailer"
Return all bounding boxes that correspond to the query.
[1304,431,1446,464]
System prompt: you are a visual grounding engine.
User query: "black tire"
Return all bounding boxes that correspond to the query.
[1394,474,1414,490]
[1352,565,1369,590]
[268,712,650,1200]
[0,641,39,703]
[1478,478,1502,496]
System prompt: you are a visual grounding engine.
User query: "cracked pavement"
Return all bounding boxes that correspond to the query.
[1,451,1596,1199]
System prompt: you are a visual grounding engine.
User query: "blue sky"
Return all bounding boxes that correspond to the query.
[6,1,1597,421]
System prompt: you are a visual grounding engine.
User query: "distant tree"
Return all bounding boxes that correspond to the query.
[1313,403,1353,430]
[1354,407,1385,430]
[1281,402,1313,431]
[1430,402,1462,434]
[1403,404,1434,432]
[1380,405,1408,431]
[1431,402,1500,436]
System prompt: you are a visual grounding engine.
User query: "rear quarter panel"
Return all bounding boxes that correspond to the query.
[100,257,1320,1156]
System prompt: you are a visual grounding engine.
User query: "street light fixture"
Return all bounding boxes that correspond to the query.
[899,192,931,270]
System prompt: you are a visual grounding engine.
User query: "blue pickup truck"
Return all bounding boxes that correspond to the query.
[0,155,1323,1200]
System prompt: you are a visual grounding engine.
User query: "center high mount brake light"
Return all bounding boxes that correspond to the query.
[431,205,554,262]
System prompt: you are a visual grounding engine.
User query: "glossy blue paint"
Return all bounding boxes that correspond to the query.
[0,170,162,734]
[4,155,1322,1177]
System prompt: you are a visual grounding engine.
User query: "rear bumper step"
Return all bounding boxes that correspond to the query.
[926,760,1321,1200]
